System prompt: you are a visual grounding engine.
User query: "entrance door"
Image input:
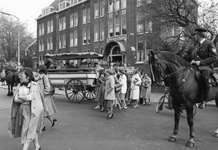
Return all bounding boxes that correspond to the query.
[110,45,122,65]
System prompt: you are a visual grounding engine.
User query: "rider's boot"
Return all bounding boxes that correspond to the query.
[198,76,209,109]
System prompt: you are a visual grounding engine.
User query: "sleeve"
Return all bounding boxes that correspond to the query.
[43,75,51,95]
[200,42,217,66]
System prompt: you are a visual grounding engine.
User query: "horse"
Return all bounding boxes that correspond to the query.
[4,67,20,96]
[148,50,218,147]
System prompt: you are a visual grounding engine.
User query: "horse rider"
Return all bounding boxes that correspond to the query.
[190,28,218,109]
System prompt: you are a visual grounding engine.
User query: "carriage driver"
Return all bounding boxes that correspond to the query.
[190,28,218,109]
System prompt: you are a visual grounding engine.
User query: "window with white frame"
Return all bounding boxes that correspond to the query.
[83,9,86,24]
[94,23,99,42]
[59,34,66,49]
[100,22,104,41]
[87,8,90,23]
[47,37,53,50]
[87,27,90,44]
[39,23,44,36]
[47,20,53,33]
[108,1,113,13]
[114,0,120,10]
[121,17,126,35]
[59,16,66,31]
[83,28,87,45]
[137,42,144,62]
[145,20,152,33]
[70,14,74,28]
[74,12,78,26]
[70,32,74,47]
[115,18,120,36]
[109,20,114,37]
[100,0,105,17]
[94,2,99,19]
[74,30,78,46]
[94,47,99,53]
[59,1,70,10]
[121,0,126,9]
[137,13,143,34]
[39,39,44,52]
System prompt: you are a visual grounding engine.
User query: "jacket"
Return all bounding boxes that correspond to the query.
[104,75,115,101]
[192,40,217,71]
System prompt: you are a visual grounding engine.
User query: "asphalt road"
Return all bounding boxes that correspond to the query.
[0,87,217,150]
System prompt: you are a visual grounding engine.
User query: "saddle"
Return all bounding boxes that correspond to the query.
[195,71,218,86]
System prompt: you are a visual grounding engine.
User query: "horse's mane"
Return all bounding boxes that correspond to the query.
[156,51,190,67]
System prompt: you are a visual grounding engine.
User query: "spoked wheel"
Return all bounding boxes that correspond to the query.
[180,104,197,118]
[155,96,166,113]
[65,79,86,103]
[84,85,96,100]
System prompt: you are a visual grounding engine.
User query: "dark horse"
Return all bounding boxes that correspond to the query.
[4,67,19,96]
[148,50,218,147]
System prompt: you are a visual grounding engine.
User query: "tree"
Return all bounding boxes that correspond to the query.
[139,0,218,61]
[0,15,34,62]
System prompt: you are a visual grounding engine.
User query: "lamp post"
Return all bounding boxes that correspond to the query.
[1,11,20,71]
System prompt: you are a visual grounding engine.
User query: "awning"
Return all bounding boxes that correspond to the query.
[104,41,126,56]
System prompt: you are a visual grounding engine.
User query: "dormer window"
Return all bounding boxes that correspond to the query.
[42,6,53,16]
[59,1,70,10]
[70,0,85,6]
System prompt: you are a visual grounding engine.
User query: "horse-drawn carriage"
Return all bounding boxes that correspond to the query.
[46,52,104,103]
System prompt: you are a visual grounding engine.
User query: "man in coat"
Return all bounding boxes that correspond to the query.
[190,28,218,109]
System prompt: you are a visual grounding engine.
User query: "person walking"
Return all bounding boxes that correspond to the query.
[94,70,106,111]
[104,69,116,119]
[8,67,45,150]
[37,65,57,130]
[130,69,141,108]
[118,69,127,109]
[140,74,152,105]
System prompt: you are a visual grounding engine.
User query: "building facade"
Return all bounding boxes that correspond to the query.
[36,0,197,72]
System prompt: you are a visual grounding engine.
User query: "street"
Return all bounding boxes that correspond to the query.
[0,87,217,150]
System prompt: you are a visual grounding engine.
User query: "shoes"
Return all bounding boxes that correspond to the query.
[42,126,46,131]
[165,106,172,110]
[106,114,113,119]
[94,105,100,109]
[198,103,206,109]
[100,107,105,112]
[51,119,57,127]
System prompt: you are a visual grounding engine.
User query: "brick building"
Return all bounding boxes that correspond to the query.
[36,0,198,72]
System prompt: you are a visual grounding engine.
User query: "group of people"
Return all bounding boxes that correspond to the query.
[94,67,152,119]
[8,65,57,150]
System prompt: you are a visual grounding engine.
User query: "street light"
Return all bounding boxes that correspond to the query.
[1,11,20,71]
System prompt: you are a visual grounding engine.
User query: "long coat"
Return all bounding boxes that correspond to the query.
[8,82,45,139]
[104,75,115,101]
[130,73,141,100]
[140,76,152,100]
[119,74,127,94]
[192,40,217,71]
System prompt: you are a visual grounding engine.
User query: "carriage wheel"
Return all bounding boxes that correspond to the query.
[155,96,166,113]
[84,85,96,100]
[65,79,86,103]
[180,104,197,118]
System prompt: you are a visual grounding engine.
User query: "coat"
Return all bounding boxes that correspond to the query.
[140,76,152,99]
[130,73,142,100]
[119,74,127,94]
[192,40,217,71]
[8,81,45,139]
[104,75,115,101]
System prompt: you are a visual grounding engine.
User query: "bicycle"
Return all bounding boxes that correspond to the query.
[155,89,197,118]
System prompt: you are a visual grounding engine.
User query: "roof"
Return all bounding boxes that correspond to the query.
[46,52,104,60]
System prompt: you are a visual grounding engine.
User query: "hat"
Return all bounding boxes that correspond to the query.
[195,28,207,33]
[106,69,114,75]
[119,69,125,74]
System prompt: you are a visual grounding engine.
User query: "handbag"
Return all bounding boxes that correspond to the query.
[42,75,55,96]
[115,84,122,92]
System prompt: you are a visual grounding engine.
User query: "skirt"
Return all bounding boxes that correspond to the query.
[44,95,57,116]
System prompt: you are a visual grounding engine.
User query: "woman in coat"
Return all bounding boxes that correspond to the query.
[118,69,127,109]
[130,69,142,108]
[104,69,116,119]
[8,67,44,150]
[140,74,152,105]
[36,65,57,130]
